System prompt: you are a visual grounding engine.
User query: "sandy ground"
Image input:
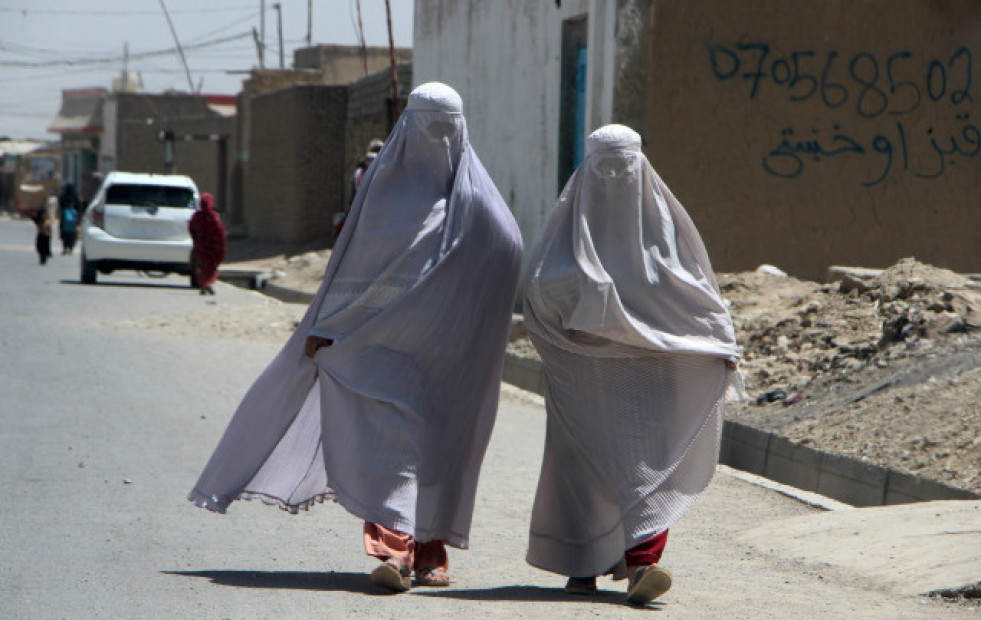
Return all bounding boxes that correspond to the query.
[130,237,980,497]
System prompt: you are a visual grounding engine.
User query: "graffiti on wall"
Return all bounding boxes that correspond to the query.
[708,43,978,186]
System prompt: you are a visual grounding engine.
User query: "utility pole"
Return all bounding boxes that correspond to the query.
[274,2,284,69]
[122,42,129,91]
[306,0,312,47]
[252,27,264,69]
[356,0,368,75]
[385,0,400,122]
[158,0,194,92]
[260,0,265,58]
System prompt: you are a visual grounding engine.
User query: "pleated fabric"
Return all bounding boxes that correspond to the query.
[523,124,746,577]
[188,83,523,549]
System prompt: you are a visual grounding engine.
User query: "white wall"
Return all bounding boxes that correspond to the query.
[413,0,618,254]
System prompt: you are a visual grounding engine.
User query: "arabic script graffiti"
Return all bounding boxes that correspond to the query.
[764,116,980,186]
[709,42,977,185]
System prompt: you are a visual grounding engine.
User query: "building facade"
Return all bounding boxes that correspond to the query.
[413,0,980,280]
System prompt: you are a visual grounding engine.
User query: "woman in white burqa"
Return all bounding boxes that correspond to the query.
[189,83,523,593]
[522,124,745,605]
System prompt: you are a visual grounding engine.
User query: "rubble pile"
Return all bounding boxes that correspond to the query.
[722,258,980,400]
[508,258,981,493]
[722,258,980,493]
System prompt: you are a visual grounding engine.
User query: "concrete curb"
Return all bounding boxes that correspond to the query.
[218,267,316,305]
[261,279,315,305]
[501,352,980,507]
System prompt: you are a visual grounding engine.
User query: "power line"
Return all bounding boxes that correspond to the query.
[0,32,252,68]
[0,5,259,16]
[185,11,260,44]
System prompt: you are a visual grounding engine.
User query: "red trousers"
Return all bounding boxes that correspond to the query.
[625,530,669,566]
[363,522,448,572]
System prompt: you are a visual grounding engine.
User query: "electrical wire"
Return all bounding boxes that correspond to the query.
[0,32,252,68]
[0,5,259,17]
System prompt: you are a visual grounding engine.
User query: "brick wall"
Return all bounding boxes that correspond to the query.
[644,0,981,280]
[294,44,412,85]
[244,85,348,242]
[113,94,232,211]
[344,63,412,207]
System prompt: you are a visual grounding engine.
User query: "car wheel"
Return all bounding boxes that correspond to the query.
[80,253,97,284]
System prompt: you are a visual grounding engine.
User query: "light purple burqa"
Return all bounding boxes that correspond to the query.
[189,82,523,548]
[523,124,745,577]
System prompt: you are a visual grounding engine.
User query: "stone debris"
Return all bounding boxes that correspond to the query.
[508,257,980,494]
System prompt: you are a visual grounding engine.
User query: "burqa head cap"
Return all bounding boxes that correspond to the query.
[586,124,642,154]
[407,82,463,114]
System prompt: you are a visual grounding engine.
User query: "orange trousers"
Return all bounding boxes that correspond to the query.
[363,522,448,572]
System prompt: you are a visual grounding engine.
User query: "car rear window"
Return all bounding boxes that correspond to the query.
[105,184,195,208]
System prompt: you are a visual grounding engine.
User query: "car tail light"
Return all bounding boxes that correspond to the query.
[91,204,105,229]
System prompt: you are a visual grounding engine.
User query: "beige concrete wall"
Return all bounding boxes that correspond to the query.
[294,45,412,85]
[645,0,981,280]
[243,85,348,243]
[344,64,412,207]
[108,94,232,212]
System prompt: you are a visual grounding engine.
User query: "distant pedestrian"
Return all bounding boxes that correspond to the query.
[521,124,746,605]
[337,138,385,235]
[58,184,80,255]
[188,192,226,295]
[33,207,52,265]
[188,83,522,594]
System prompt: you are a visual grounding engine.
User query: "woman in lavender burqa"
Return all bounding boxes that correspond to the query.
[522,124,747,606]
[188,82,523,592]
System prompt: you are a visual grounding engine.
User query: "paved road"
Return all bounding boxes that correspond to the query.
[0,217,975,619]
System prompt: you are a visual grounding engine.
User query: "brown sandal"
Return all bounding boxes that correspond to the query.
[370,558,412,593]
[414,566,451,587]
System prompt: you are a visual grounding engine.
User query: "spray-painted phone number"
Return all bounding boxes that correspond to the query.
[708,43,973,117]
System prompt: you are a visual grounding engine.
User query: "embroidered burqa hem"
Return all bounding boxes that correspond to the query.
[523,124,747,577]
[188,83,523,549]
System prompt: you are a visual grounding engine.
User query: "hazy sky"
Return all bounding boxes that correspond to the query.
[0,0,415,140]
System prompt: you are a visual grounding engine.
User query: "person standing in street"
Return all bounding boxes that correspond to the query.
[58,184,80,255]
[521,124,746,606]
[337,138,385,235]
[188,193,226,295]
[188,82,523,593]
[33,206,52,265]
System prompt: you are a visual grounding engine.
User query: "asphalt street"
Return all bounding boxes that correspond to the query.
[0,216,976,619]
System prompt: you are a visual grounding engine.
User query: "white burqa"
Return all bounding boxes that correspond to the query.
[523,124,746,577]
[189,83,523,548]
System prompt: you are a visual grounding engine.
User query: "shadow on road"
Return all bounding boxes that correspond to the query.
[412,585,665,610]
[60,279,193,290]
[163,571,666,608]
[163,570,385,595]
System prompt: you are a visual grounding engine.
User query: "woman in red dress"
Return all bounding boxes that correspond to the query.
[189,192,226,295]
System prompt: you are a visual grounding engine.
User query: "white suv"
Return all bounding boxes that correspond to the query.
[80,171,201,286]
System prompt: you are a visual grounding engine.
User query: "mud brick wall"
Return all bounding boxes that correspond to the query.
[112,94,231,207]
[645,0,981,280]
[344,63,412,207]
[244,84,348,242]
